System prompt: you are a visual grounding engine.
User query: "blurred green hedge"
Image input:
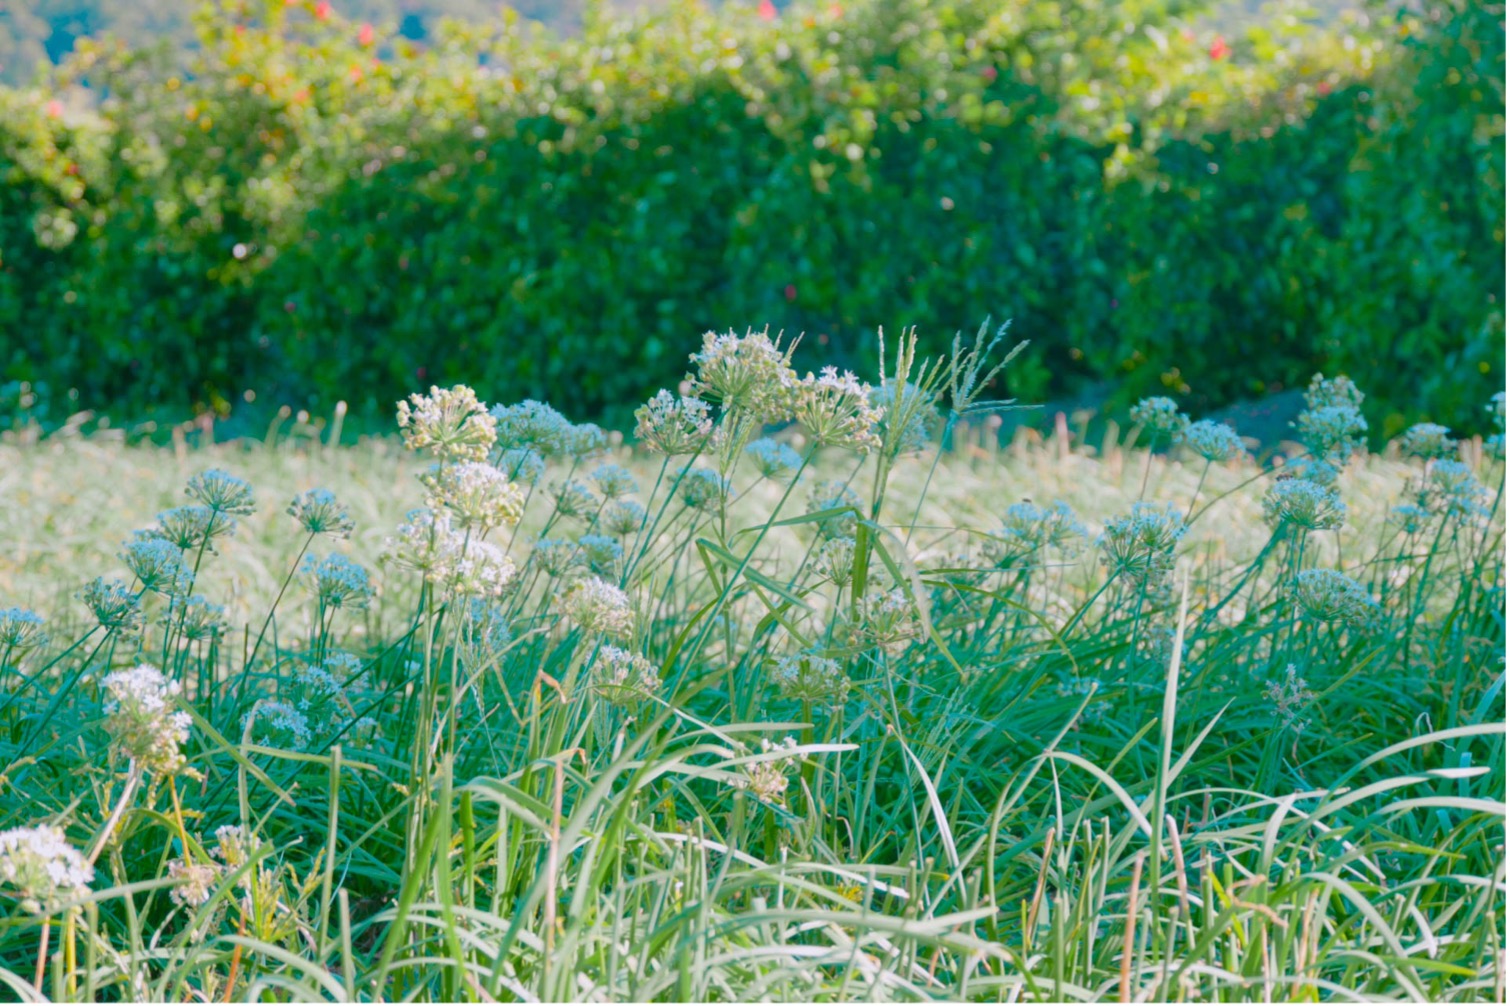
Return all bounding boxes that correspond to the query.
[0,0,1502,434]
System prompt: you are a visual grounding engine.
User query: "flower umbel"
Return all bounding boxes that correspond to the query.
[0,825,94,915]
[103,664,192,775]
[397,385,497,462]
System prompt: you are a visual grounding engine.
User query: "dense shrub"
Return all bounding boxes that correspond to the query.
[0,0,1502,433]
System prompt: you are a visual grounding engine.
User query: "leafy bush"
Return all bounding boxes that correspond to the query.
[0,0,1502,433]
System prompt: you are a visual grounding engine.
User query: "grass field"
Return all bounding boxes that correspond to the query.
[0,330,1504,1002]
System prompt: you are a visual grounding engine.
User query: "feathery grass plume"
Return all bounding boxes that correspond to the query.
[1399,423,1457,460]
[451,539,518,598]
[166,595,227,642]
[589,464,639,499]
[807,480,861,539]
[421,461,525,532]
[559,576,634,637]
[579,534,624,577]
[0,607,47,657]
[567,423,608,459]
[946,316,1027,414]
[734,737,800,806]
[1098,502,1187,582]
[981,501,1087,566]
[1178,419,1245,462]
[286,488,356,539]
[1265,664,1316,734]
[550,480,599,522]
[1263,479,1347,531]
[79,578,144,636]
[680,468,730,512]
[242,700,313,750]
[0,825,93,915]
[793,367,883,453]
[600,499,647,536]
[185,469,256,517]
[397,385,497,462]
[869,378,941,457]
[489,400,572,457]
[634,390,713,455]
[1130,397,1189,438]
[686,328,797,421]
[531,538,586,579]
[745,437,802,479]
[155,505,237,553]
[771,652,849,705]
[165,858,221,908]
[301,553,374,609]
[119,537,192,597]
[852,587,922,651]
[810,536,858,587]
[380,508,462,584]
[103,664,191,776]
[498,447,547,486]
[1292,569,1380,629]
[590,645,660,708]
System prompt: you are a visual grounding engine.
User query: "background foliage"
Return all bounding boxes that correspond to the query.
[0,0,1503,434]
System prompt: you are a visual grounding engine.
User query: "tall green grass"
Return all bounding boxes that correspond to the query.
[0,331,1503,1002]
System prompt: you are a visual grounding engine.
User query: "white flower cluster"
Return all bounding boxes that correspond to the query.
[0,825,94,914]
[686,328,797,421]
[590,646,660,708]
[559,577,634,638]
[1263,478,1346,532]
[734,737,801,807]
[103,664,191,776]
[421,461,525,532]
[397,385,498,462]
[380,509,517,597]
[634,391,714,456]
[793,367,883,453]
[771,653,848,705]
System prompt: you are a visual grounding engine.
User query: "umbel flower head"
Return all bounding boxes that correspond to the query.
[451,539,518,598]
[490,400,573,457]
[853,587,922,651]
[380,508,460,583]
[772,652,849,705]
[302,553,374,609]
[499,447,547,486]
[579,534,624,576]
[590,645,660,708]
[166,858,221,908]
[1131,397,1189,438]
[287,489,356,539]
[1263,478,1346,532]
[793,367,883,453]
[559,576,634,637]
[397,385,497,462]
[1295,405,1368,466]
[590,464,639,499]
[1178,420,1245,463]
[155,505,238,553]
[1292,569,1379,630]
[811,535,858,587]
[1303,373,1364,412]
[186,469,256,517]
[0,607,49,657]
[551,480,599,522]
[1398,423,1456,460]
[242,700,313,750]
[103,664,192,776]
[1413,460,1490,522]
[0,825,94,915]
[167,595,228,642]
[600,499,647,536]
[686,328,797,421]
[532,538,587,579]
[634,391,713,456]
[420,461,525,532]
[982,501,1086,566]
[120,537,192,597]
[746,437,802,479]
[734,737,800,806]
[680,468,729,512]
[79,578,144,636]
[1098,502,1187,582]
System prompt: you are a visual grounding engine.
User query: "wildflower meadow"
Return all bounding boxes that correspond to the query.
[0,324,1504,1001]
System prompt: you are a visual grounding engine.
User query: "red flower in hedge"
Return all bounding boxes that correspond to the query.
[981,65,998,83]
[314,1,332,20]
[358,23,374,46]
[757,0,777,21]
[1209,35,1230,60]
[784,284,797,302]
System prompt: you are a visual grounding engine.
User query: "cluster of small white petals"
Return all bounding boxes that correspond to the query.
[302,553,374,609]
[600,499,647,536]
[103,664,191,775]
[1098,503,1187,582]
[733,737,801,806]
[1399,423,1456,460]
[0,607,48,656]
[287,488,356,539]
[397,385,497,462]
[1292,569,1379,630]
[1264,664,1316,734]
[634,391,714,456]
[120,538,192,597]
[590,646,660,707]
[1263,479,1346,532]
[1130,397,1189,437]
[793,367,883,453]
[853,588,921,650]
[559,577,634,637]
[421,462,524,532]
[185,469,256,517]
[982,501,1086,565]
[1179,419,1245,462]
[686,329,797,421]
[772,653,848,704]
[0,825,94,914]
[167,858,221,908]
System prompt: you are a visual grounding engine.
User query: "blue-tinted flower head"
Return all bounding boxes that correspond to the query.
[302,553,374,609]
[680,468,729,512]
[1179,419,1245,462]
[1263,479,1346,532]
[590,464,639,499]
[746,437,802,479]
[1130,397,1189,438]
[1098,502,1187,581]
[119,537,192,597]
[600,499,647,537]
[983,501,1086,565]
[186,469,256,517]
[1399,423,1456,460]
[287,489,356,539]
[490,400,572,456]
[0,608,47,655]
[1292,569,1379,630]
